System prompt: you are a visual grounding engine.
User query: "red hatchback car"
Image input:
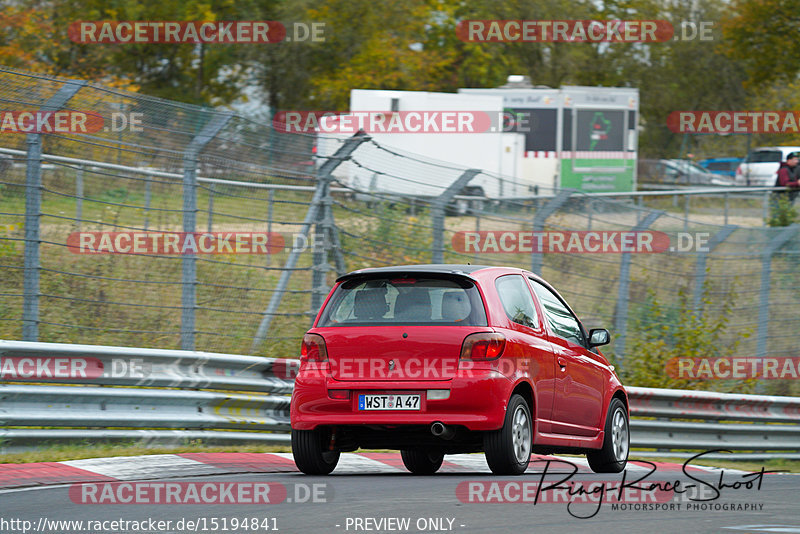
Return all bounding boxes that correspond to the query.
[290,264,629,475]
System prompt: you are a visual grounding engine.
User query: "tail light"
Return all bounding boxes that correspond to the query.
[301,333,328,363]
[460,332,506,361]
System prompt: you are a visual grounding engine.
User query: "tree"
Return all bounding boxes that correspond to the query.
[722,0,800,87]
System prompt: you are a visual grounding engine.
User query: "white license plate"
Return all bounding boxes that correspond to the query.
[358,394,420,411]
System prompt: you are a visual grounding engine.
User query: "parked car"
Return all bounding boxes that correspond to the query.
[290,264,629,476]
[698,157,742,178]
[638,158,733,186]
[735,146,800,186]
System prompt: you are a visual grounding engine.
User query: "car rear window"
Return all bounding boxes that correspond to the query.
[745,150,782,163]
[317,275,487,326]
[706,161,736,171]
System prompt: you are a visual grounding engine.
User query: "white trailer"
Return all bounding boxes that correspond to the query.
[316,89,530,200]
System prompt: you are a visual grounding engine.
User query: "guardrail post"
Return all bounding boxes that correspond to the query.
[252,132,369,351]
[23,80,86,341]
[692,225,736,317]
[756,225,798,359]
[530,189,573,274]
[613,210,663,365]
[180,112,232,351]
[431,169,481,263]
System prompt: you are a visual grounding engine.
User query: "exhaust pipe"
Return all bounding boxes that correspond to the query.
[431,421,455,440]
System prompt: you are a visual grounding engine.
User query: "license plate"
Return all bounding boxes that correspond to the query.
[358,394,420,411]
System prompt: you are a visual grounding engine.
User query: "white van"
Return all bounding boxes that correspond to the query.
[735,146,800,186]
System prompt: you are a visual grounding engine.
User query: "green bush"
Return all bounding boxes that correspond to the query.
[617,283,755,393]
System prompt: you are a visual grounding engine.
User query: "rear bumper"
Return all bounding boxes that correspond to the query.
[290,366,511,431]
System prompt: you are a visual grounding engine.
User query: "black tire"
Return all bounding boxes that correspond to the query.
[291,428,340,475]
[400,449,444,475]
[483,394,532,475]
[587,398,629,473]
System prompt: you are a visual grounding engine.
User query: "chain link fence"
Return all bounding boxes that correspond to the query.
[1,67,798,395]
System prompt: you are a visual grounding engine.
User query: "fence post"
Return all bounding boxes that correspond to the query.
[75,165,84,230]
[431,169,481,264]
[206,183,215,233]
[22,80,86,342]
[180,112,232,351]
[474,209,481,264]
[692,225,737,316]
[251,132,369,352]
[530,189,573,274]
[684,195,690,231]
[612,210,663,366]
[266,189,274,267]
[724,192,729,225]
[756,225,798,359]
[144,172,151,230]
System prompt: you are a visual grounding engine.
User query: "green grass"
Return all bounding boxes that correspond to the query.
[628,455,800,474]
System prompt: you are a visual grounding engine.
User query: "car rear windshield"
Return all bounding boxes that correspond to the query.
[745,150,782,163]
[706,161,737,171]
[316,275,487,327]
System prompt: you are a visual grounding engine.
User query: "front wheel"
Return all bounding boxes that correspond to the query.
[587,398,629,473]
[483,394,532,475]
[400,449,444,475]
[291,428,340,475]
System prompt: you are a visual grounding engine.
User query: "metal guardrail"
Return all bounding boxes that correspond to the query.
[0,340,293,452]
[0,340,295,393]
[2,341,799,459]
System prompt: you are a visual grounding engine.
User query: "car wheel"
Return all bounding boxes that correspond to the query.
[291,428,340,475]
[587,398,629,473]
[400,449,444,475]
[483,394,532,475]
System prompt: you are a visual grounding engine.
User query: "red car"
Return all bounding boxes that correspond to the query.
[290,264,629,475]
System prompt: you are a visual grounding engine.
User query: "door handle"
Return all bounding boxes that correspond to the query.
[557,357,567,370]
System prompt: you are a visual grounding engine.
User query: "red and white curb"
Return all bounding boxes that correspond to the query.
[0,453,744,490]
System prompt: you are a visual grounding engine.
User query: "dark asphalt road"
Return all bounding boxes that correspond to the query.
[1,468,798,534]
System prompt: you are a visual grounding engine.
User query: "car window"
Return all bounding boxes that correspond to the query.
[316,275,487,326]
[745,150,782,163]
[494,275,538,329]
[528,280,585,346]
[706,162,729,171]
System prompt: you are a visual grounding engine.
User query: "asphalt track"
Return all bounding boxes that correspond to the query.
[1,454,798,534]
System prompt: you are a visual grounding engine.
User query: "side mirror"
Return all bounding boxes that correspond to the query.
[588,328,610,347]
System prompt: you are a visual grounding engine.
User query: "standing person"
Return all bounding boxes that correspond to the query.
[775,152,800,203]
